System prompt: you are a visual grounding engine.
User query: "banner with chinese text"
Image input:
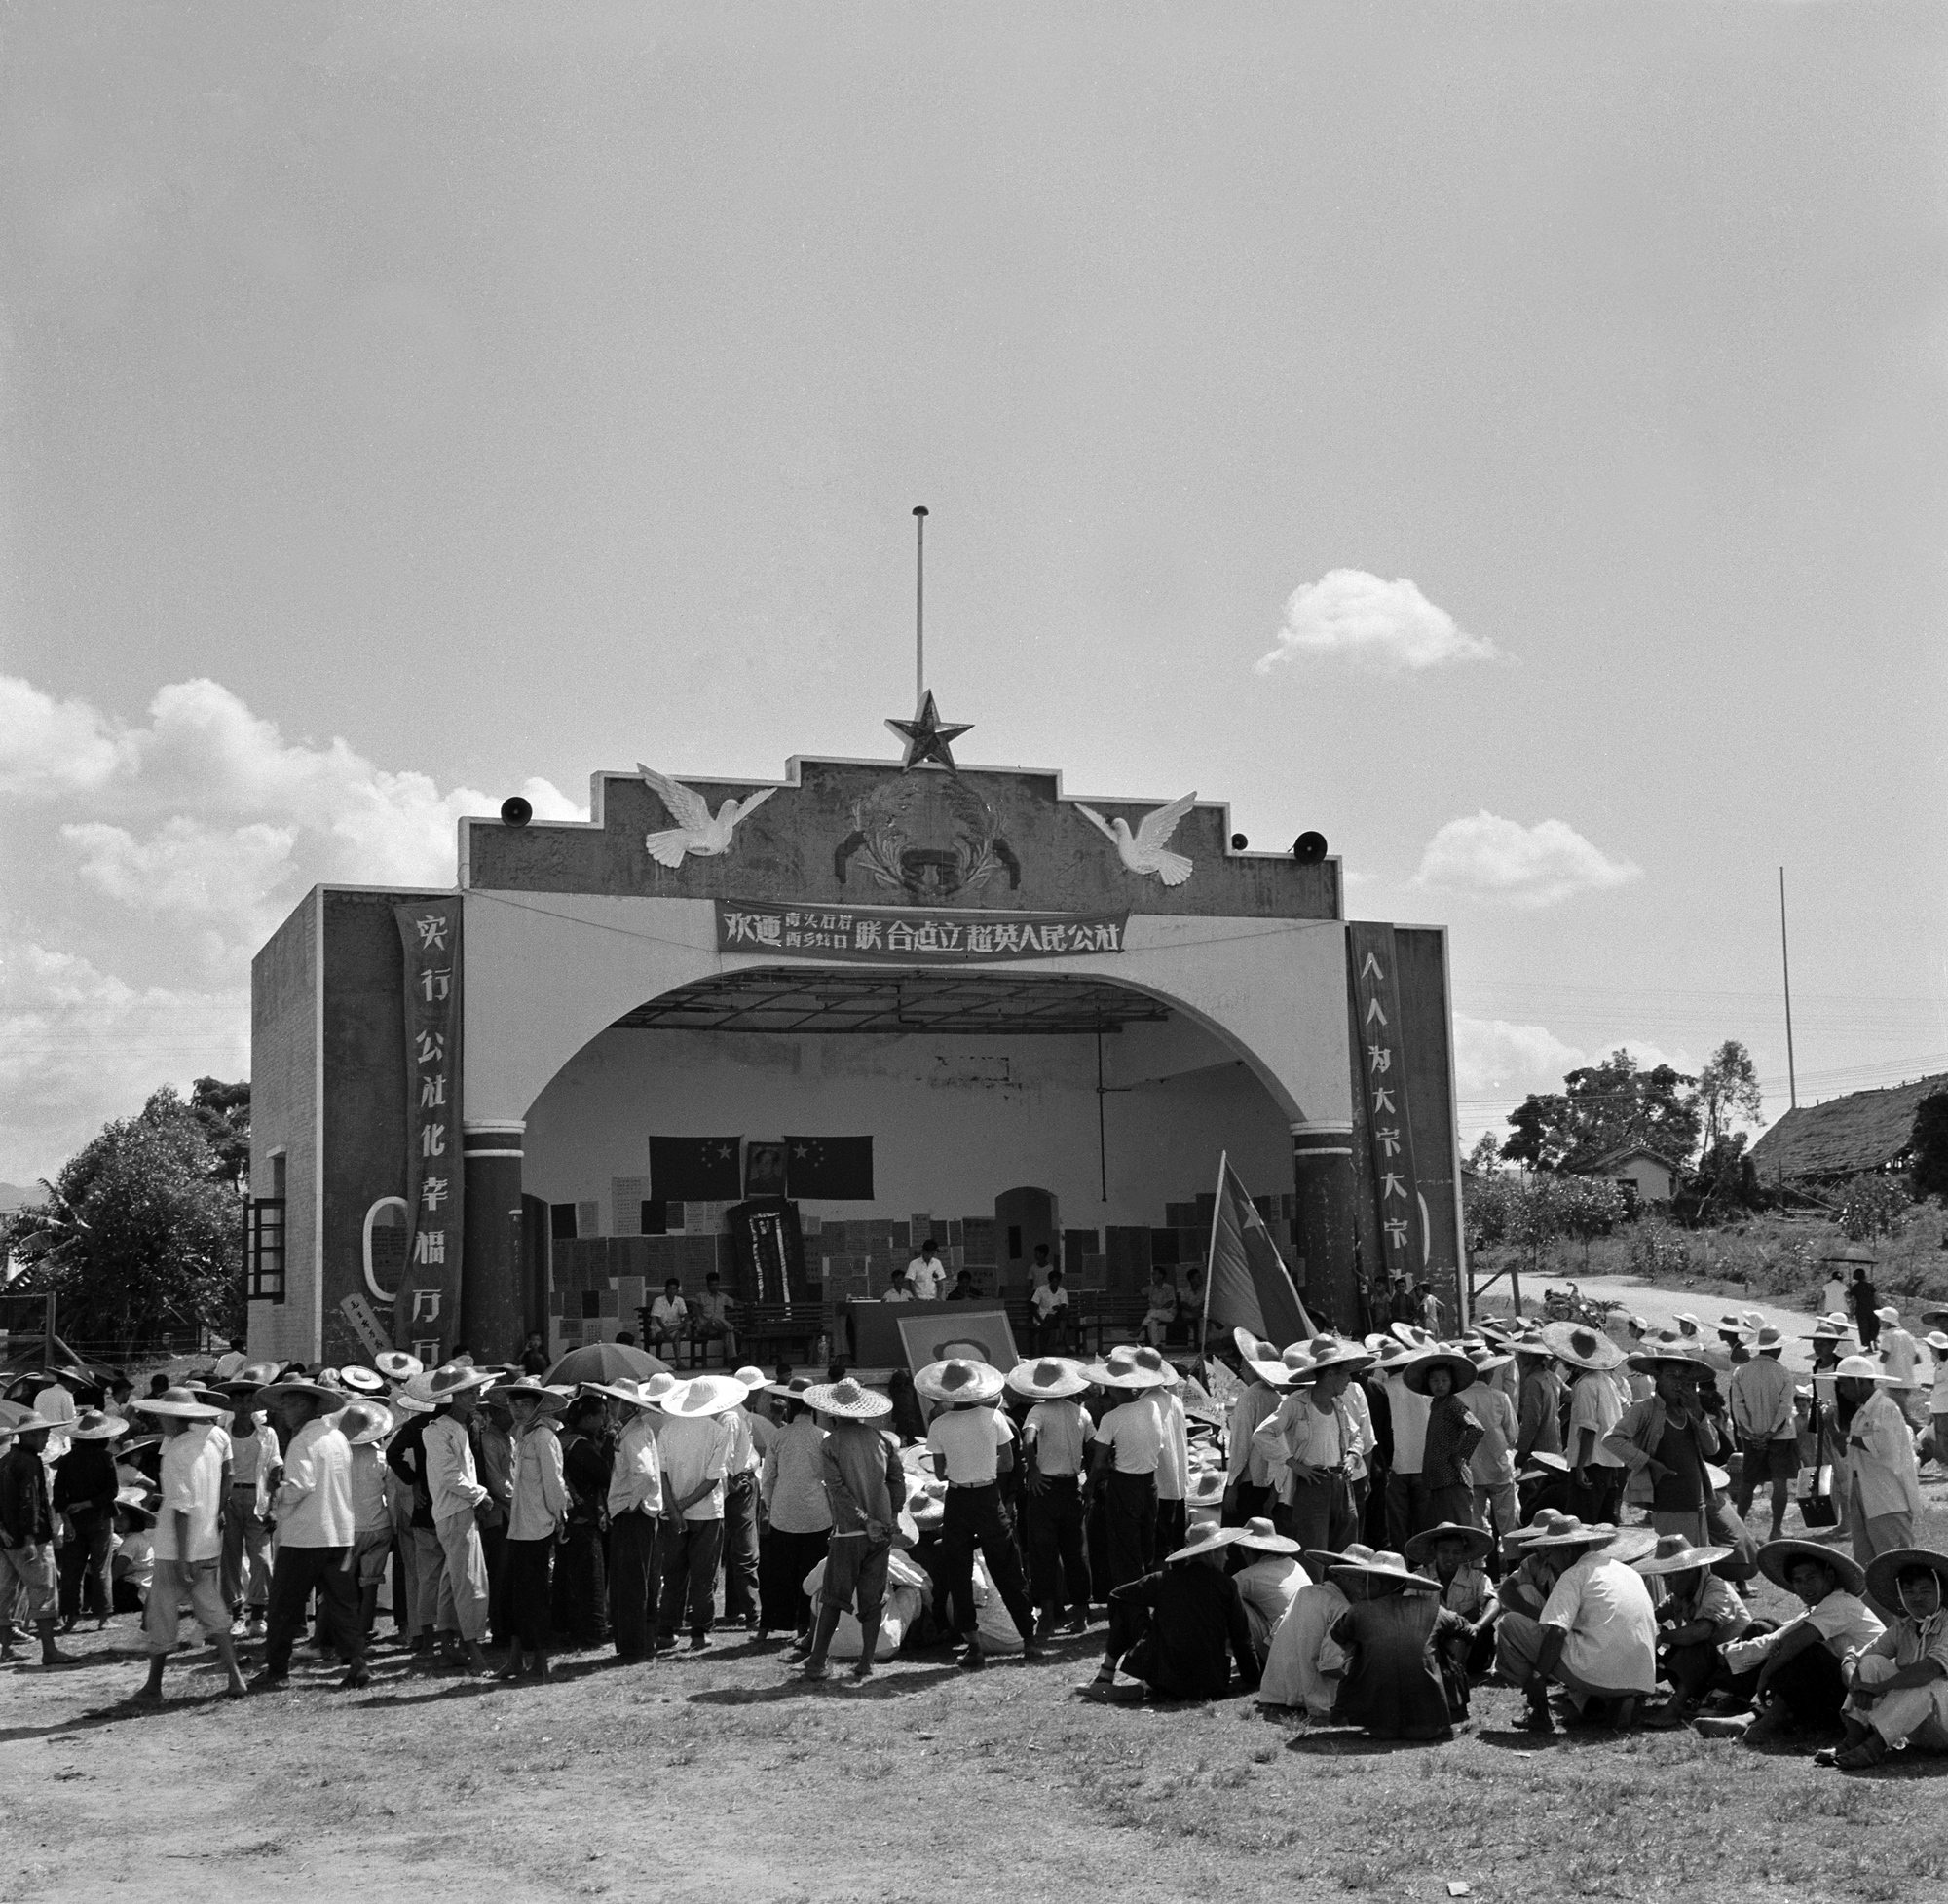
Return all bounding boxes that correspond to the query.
[1347,922,1425,1287]
[393,899,463,1356]
[716,899,1128,961]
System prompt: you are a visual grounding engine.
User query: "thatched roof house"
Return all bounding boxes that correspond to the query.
[1748,1073,1947,1184]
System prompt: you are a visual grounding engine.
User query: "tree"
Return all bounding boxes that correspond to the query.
[1911,1091,1948,1202]
[1,1086,244,1352]
[190,1077,251,1187]
[1837,1174,1911,1244]
[1695,1040,1763,1162]
[1464,1132,1503,1176]
[1504,1049,1700,1171]
[1556,1176,1629,1267]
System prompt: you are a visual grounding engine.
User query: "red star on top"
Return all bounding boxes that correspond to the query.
[886,691,971,771]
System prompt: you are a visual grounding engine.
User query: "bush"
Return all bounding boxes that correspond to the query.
[1627,1221,1695,1283]
[1837,1175,1912,1243]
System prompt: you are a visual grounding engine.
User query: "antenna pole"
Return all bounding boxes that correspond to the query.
[913,505,928,701]
[1779,866,1798,1111]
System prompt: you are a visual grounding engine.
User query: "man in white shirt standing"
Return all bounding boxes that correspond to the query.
[128,1386,246,1704]
[1543,1324,1630,1529]
[600,1378,663,1663]
[921,1357,1038,1669]
[253,1377,368,1691]
[420,1364,496,1675]
[32,1370,78,1466]
[719,1366,769,1633]
[656,1374,745,1652]
[1010,1357,1094,1636]
[1876,1307,1924,1424]
[905,1239,947,1302]
[1086,1347,1172,1596]
[1729,1326,1801,1542]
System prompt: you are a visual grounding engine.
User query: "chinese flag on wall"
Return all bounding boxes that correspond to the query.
[649,1137,744,1201]
[784,1136,875,1200]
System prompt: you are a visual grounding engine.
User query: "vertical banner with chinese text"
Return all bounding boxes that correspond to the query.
[394,899,463,1358]
[1347,923,1425,1288]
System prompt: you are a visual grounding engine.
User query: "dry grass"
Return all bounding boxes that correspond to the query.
[8,1497,1948,1904]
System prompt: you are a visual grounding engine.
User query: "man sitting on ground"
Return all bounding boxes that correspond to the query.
[1092,1522,1259,1702]
[1817,1548,1948,1770]
[1630,1533,1747,1729]
[1494,1516,1658,1733]
[1718,1540,1884,1747]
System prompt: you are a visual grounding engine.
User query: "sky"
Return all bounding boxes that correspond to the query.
[4,1,1947,1186]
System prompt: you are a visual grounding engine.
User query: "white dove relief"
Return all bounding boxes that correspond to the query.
[1074,791,1198,887]
[638,765,777,868]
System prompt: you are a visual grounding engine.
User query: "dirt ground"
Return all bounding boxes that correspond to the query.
[8,1504,1948,1904]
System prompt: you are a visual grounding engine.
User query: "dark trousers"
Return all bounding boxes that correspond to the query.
[722,1475,761,1624]
[552,1519,609,1645]
[1102,1471,1158,1597]
[1027,1476,1091,1617]
[1282,1474,1358,1554]
[608,1511,659,1659]
[1222,1480,1274,1528]
[1384,1471,1427,1552]
[1425,1483,1477,1532]
[504,1536,554,1651]
[1663,1638,1727,1704]
[1720,1624,1848,1725]
[264,1545,364,1677]
[941,1482,1037,1644]
[1568,1466,1626,1528]
[1153,1497,1188,1562]
[656,1516,725,1641]
[57,1508,113,1621]
[481,1522,508,1644]
[759,1526,830,1635]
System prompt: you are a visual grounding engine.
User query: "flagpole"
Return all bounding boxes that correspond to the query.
[913,505,928,702]
[1202,1150,1226,1350]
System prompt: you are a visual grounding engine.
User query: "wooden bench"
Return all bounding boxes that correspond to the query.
[635,1297,830,1373]
[1070,1292,1150,1357]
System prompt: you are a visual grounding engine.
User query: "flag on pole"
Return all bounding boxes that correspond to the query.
[1202,1153,1316,1349]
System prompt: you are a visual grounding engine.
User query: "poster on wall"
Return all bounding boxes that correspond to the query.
[716,898,1128,962]
[393,898,464,1357]
[896,1307,1019,1379]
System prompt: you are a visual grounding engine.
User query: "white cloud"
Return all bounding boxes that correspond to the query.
[0,671,587,1179]
[1255,569,1501,674]
[1415,810,1641,908]
[1452,1016,1698,1148]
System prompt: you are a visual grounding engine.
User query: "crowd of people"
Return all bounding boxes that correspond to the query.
[1,1292,1943,1769]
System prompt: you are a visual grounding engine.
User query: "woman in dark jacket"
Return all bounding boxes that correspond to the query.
[551,1397,613,1647]
[53,1411,125,1629]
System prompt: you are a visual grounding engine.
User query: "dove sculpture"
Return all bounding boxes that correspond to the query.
[638,765,777,868]
[1073,791,1198,887]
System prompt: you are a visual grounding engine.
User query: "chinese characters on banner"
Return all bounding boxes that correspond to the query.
[1347,922,1424,1288]
[715,899,1128,961]
[393,900,464,1356]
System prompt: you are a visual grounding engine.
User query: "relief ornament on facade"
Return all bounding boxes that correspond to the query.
[638,765,777,867]
[1074,790,1198,887]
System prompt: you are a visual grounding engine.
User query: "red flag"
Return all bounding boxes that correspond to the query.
[1203,1155,1315,1349]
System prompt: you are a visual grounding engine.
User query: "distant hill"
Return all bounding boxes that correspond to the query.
[0,1182,38,1214]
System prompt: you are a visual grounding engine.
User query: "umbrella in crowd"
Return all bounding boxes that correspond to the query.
[544,1341,669,1387]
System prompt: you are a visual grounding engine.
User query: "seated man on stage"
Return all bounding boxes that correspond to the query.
[691,1272,738,1363]
[647,1279,689,1358]
[1030,1267,1072,1352]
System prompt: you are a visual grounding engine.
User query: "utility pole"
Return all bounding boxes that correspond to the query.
[913,505,927,701]
[1779,866,1798,1111]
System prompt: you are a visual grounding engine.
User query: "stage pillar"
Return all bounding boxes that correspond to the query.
[1291,1119,1358,1335]
[462,1120,526,1360]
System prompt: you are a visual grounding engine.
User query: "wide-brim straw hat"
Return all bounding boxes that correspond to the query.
[1518,1452,1571,1480]
[1402,1350,1479,1396]
[1391,1323,1438,1353]
[1510,1333,1555,1360]
[1864,1547,1948,1616]
[68,1409,129,1441]
[1367,1336,1419,1374]
[115,1484,158,1527]
[582,1372,676,1412]
[1404,1520,1494,1568]
[338,1401,395,1446]
[1005,1356,1090,1400]
[915,1358,1006,1404]
[1631,1533,1733,1577]
[422,1363,497,1405]
[730,1365,770,1392]
[1301,1333,1375,1376]
[1627,1346,1709,1375]
[1752,1327,1785,1354]
[1235,1327,1287,1377]
[1233,1516,1300,1557]
[661,1375,750,1419]
[1302,1541,1375,1580]
[1467,1346,1515,1375]
[1538,1322,1625,1371]
[1834,1354,1914,1387]
[1874,1305,1903,1325]
[337,1365,387,1396]
[1704,1462,1731,1494]
[1520,1514,1619,1550]
[1926,1332,1948,1356]
[0,1412,56,1434]
[803,1377,892,1421]
[493,1376,568,1413]
[1088,1346,1176,1392]
[1757,1538,1866,1597]
[375,1351,424,1382]
[764,1374,818,1400]
[132,1387,227,1422]
[1329,1549,1440,1598]
[1166,1523,1249,1564]
[1918,1307,1948,1330]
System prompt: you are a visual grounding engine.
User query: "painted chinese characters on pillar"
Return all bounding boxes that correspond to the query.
[1347,922,1426,1288]
[393,899,464,1358]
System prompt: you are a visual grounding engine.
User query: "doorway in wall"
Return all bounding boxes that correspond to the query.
[993,1185,1059,1296]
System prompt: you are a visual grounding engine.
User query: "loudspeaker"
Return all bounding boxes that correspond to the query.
[1230,833,1248,850]
[501,796,533,828]
[1292,831,1328,865]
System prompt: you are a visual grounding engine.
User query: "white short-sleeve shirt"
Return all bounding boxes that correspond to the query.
[927,1406,1012,1485]
[1097,1399,1164,1475]
[152,1423,227,1563]
[1539,1551,1658,1694]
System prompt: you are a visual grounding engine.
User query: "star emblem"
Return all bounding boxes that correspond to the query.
[886,691,971,771]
